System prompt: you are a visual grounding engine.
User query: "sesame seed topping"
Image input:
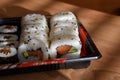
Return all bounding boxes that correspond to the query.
[43,34,45,36]
[24,41,28,44]
[33,43,35,45]
[58,38,61,40]
[61,28,63,30]
[54,23,57,26]
[46,47,48,52]
[35,31,37,33]
[28,36,30,38]
[71,38,74,40]
[74,28,76,31]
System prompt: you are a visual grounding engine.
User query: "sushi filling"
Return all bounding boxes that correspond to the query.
[6,43,16,47]
[56,45,78,57]
[0,34,18,41]
[0,48,11,55]
[23,48,43,60]
[0,47,17,58]
[0,25,17,33]
[4,25,15,30]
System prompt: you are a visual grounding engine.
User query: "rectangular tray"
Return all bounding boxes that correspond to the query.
[0,17,102,75]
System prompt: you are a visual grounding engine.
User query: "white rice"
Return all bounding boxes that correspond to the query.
[51,11,77,22]
[22,14,47,25]
[50,26,79,40]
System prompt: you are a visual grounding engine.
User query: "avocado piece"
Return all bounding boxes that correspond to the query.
[68,47,78,53]
[23,52,29,58]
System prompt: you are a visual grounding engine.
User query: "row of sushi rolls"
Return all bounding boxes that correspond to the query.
[0,11,82,64]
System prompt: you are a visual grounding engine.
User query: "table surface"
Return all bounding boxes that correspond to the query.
[0,0,120,80]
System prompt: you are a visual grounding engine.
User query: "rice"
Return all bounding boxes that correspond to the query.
[22,14,48,25]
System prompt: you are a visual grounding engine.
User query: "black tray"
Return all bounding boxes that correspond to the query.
[0,17,102,75]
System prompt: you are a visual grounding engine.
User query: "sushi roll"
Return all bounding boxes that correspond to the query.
[18,14,49,62]
[49,11,82,59]
[0,47,17,58]
[0,41,18,48]
[0,47,18,64]
[0,34,18,41]
[0,25,17,33]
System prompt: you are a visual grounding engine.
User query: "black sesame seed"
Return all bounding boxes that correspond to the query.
[36,27,38,29]
[24,41,28,44]
[61,28,63,30]
[43,34,45,36]
[35,31,37,33]
[74,22,77,25]
[58,38,61,40]
[74,28,76,31]
[54,23,57,26]
[72,22,74,24]
[28,39,31,42]
[71,38,74,40]
[46,47,48,52]
[42,26,43,28]
[28,36,30,38]
[33,43,35,45]
[27,32,30,34]
[35,18,38,20]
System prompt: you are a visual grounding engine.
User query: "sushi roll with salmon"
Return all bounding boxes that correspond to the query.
[18,14,49,62]
[49,11,82,59]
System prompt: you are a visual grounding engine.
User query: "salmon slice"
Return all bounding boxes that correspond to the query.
[56,45,72,55]
[24,50,43,60]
